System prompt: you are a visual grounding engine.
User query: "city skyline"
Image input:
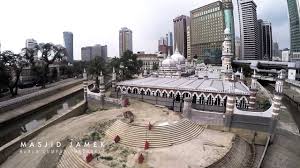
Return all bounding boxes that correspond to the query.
[0,0,289,60]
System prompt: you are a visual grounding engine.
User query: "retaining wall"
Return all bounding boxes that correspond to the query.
[0,101,87,165]
[0,79,83,113]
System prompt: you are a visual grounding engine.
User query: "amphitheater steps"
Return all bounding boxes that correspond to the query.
[207,136,255,168]
[105,119,206,148]
[57,146,93,168]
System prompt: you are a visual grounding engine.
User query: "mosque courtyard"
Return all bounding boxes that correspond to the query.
[1,100,253,168]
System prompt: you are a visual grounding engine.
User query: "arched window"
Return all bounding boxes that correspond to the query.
[199,95,205,105]
[175,93,181,102]
[133,88,138,94]
[239,97,247,109]
[215,96,221,106]
[156,91,161,97]
[169,92,174,98]
[146,90,151,96]
[141,90,145,95]
[183,93,190,98]
[207,95,213,105]
[128,88,132,94]
[162,92,168,98]
[192,95,197,104]
[223,97,227,107]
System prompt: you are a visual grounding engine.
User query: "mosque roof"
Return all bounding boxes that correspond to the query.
[117,77,250,95]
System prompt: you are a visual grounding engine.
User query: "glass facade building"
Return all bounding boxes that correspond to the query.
[63,32,74,63]
[287,0,300,53]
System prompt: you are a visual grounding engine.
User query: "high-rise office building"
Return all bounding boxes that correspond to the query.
[235,37,241,60]
[101,45,108,60]
[273,42,280,57]
[81,44,107,61]
[158,36,168,55]
[119,27,132,57]
[167,32,173,55]
[25,39,38,49]
[173,15,189,58]
[258,20,273,60]
[63,32,74,63]
[158,32,173,55]
[190,1,224,64]
[237,0,259,60]
[287,0,300,62]
[81,46,93,61]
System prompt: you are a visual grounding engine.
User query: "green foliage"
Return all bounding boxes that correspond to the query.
[0,50,29,96]
[100,156,113,160]
[22,43,67,88]
[152,63,159,71]
[115,50,143,80]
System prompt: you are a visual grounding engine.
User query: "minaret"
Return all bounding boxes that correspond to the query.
[112,67,117,91]
[225,74,236,130]
[249,69,258,110]
[99,71,105,108]
[273,70,285,116]
[83,68,88,101]
[222,0,235,58]
[222,28,233,81]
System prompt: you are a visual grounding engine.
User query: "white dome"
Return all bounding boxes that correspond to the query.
[224,28,230,35]
[171,48,185,64]
[162,56,176,67]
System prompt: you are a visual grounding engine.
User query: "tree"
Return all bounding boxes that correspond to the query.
[88,56,106,88]
[152,63,159,71]
[0,50,28,97]
[23,43,67,88]
[118,50,143,79]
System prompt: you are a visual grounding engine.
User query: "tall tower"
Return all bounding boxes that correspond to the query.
[237,0,259,60]
[287,0,300,53]
[222,28,233,81]
[223,0,235,58]
[63,32,74,63]
[173,15,189,58]
[119,27,133,57]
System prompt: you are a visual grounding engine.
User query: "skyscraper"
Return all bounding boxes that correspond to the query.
[158,36,168,55]
[167,32,173,55]
[119,27,133,57]
[63,32,74,63]
[287,0,300,53]
[258,20,273,60]
[81,44,108,61]
[190,1,225,64]
[25,39,37,49]
[273,42,280,57]
[173,15,189,58]
[237,0,259,60]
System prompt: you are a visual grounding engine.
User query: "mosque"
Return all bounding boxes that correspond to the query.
[112,27,284,134]
[116,28,252,111]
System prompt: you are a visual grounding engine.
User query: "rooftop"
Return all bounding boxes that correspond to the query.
[117,77,250,95]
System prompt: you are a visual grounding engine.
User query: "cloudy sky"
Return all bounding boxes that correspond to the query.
[0,0,290,60]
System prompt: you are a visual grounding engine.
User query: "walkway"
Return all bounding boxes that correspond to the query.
[0,82,84,124]
[0,78,75,102]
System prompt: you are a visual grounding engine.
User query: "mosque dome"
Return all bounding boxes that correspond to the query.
[162,56,176,67]
[171,47,185,64]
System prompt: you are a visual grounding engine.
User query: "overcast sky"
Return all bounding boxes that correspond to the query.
[0,0,290,60]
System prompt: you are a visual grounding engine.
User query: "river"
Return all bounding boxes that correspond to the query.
[0,91,84,147]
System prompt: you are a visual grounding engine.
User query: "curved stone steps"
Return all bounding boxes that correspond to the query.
[105,119,205,148]
[57,146,94,168]
[207,136,255,168]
